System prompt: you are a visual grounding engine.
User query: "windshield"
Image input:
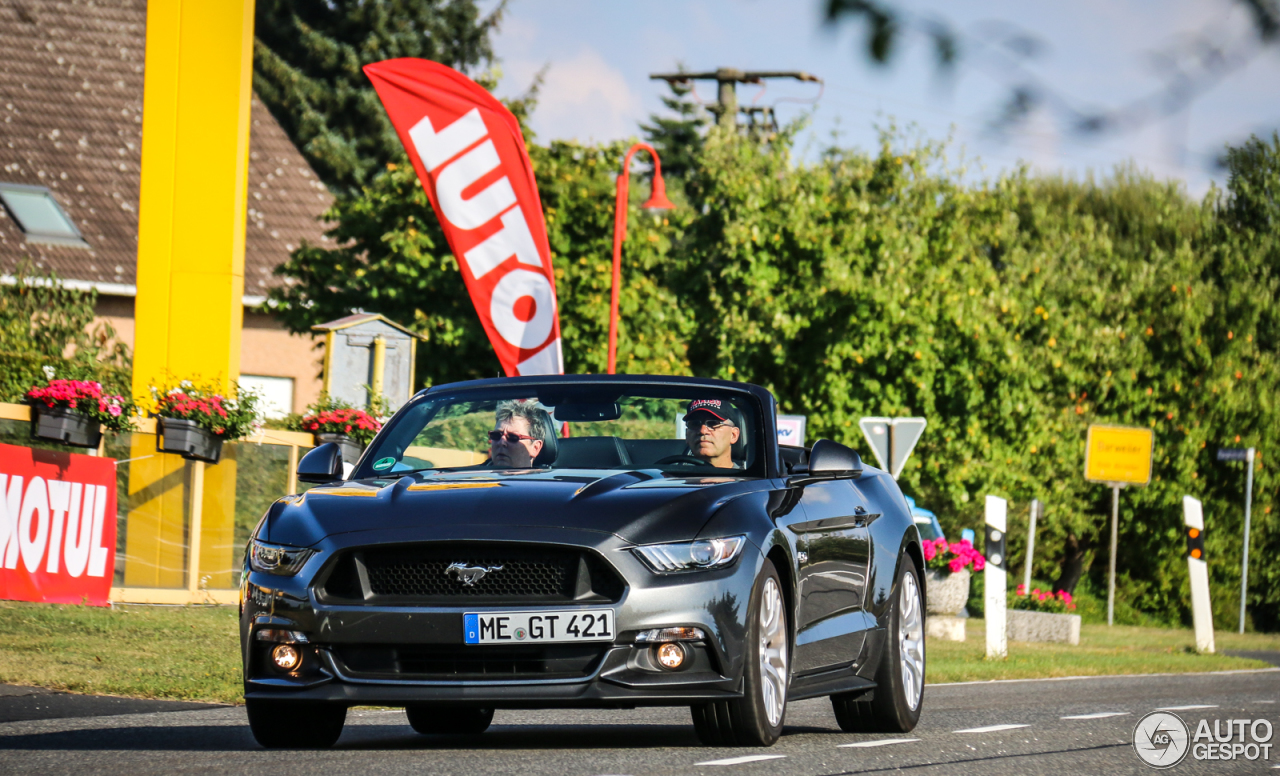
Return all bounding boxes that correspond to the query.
[354,384,765,478]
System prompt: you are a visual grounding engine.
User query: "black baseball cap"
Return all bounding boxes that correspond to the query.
[685,398,744,428]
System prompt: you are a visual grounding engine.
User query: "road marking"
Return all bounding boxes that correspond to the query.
[1061,712,1131,720]
[839,738,921,748]
[1156,704,1218,711]
[934,667,1279,688]
[1259,700,1276,704]
[695,755,787,766]
[954,724,1030,734]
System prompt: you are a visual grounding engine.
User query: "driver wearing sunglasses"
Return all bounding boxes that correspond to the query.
[684,399,744,469]
[488,400,554,468]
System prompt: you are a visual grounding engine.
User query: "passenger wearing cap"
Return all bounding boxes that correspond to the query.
[684,399,744,469]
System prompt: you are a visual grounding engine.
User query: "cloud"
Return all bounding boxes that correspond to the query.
[506,47,644,143]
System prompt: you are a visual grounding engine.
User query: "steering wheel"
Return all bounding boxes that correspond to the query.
[654,454,708,466]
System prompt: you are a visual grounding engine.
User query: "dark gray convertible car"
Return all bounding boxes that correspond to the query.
[240,375,925,748]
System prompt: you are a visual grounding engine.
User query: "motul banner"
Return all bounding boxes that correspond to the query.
[0,443,117,606]
[365,58,563,376]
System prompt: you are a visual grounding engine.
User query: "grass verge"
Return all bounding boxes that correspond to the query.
[928,618,1280,683]
[0,601,241,704]
[1,602,1278,704]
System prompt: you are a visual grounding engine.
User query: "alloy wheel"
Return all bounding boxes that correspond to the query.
[898,571,925,711]
[759,576,789,726]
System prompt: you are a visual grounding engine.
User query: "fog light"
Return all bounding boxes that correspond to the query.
[271,643,302,672]
[656,642,686,670]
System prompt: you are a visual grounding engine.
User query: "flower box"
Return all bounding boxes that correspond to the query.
[25,376,134,447]
[1007,609,1081,645]
[31,405,102,449]
[158,417,224,464]
[314,433,363,466]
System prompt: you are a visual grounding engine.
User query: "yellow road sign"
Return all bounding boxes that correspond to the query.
[1085,425,1154,485]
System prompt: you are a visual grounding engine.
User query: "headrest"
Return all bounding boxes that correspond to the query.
[533,429,558,467]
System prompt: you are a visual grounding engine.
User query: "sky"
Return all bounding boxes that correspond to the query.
[481,0,1280,197]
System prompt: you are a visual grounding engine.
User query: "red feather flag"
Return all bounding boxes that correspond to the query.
[364,58,563,376]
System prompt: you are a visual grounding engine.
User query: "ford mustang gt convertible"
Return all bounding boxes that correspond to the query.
[240,374,926,748]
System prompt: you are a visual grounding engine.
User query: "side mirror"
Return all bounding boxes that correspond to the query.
[297,442,344,484]
[808,439,863,477]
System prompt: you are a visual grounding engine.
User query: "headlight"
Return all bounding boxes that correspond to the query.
[632,536,746,573]
[248,540,315,576]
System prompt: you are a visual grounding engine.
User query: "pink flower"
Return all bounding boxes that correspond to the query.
[1016,584,1026,596]
[109,405,122,417]
[923,543,936,561]
[949,558,963,573]
[972,556,985,571]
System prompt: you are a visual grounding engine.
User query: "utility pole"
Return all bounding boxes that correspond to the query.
[649,68,821,131]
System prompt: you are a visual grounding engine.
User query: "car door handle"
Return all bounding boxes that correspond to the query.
[852,505,880,528]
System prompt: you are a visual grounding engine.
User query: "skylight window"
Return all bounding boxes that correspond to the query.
[0,182,89,248]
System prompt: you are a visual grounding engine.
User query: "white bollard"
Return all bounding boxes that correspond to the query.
[985,495,1008,660]
[1183,496,1215,654]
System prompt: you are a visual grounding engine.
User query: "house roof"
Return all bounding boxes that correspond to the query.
[0,0,334,302]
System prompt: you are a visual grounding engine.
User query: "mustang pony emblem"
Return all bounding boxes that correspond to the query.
[446,562,504,586]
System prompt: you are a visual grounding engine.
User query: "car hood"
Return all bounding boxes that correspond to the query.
[263,468,773,548]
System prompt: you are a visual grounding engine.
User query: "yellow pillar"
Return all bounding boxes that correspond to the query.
[132,0,254,393]
[127,0,255,590]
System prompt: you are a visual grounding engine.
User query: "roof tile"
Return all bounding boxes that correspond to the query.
[0,0,333,293]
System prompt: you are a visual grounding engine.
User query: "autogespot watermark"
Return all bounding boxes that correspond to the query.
[1133,710,1274,768]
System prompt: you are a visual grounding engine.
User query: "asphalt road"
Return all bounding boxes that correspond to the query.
[1,669,1277,775]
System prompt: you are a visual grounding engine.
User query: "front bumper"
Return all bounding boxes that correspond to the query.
[240,526,761,708]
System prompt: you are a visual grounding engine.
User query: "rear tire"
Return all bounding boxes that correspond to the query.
[246,699,346,748]
[831,558,925,733]
[691,559,789,746]
[405,705,494,735]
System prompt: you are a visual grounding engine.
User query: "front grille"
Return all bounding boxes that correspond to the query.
[365,549,573,598]
[317,543,626,605]
[332,643,606,680]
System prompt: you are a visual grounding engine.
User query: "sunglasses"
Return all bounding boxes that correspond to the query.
[686,418,733,431]
[488,430,537,444]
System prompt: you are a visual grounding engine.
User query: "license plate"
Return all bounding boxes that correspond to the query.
[463,610,614,644]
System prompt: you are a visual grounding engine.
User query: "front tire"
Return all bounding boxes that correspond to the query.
[832,558,925,733]
[246,699,346,748]
[406,705,494,735]
[692,558,789,746]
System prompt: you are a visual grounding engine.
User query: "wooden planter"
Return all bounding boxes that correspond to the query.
[30,405,103,449]
[314,433,363,466]
[158,417,224,464]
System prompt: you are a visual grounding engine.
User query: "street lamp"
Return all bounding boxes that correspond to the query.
[608,142,675,374]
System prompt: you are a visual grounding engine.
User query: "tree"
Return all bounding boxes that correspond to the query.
[253,0,505,193]
[0,265,130,401]
[640,78,710,178]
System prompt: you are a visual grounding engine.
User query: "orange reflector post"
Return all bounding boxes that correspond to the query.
[1187,525,1206,561]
